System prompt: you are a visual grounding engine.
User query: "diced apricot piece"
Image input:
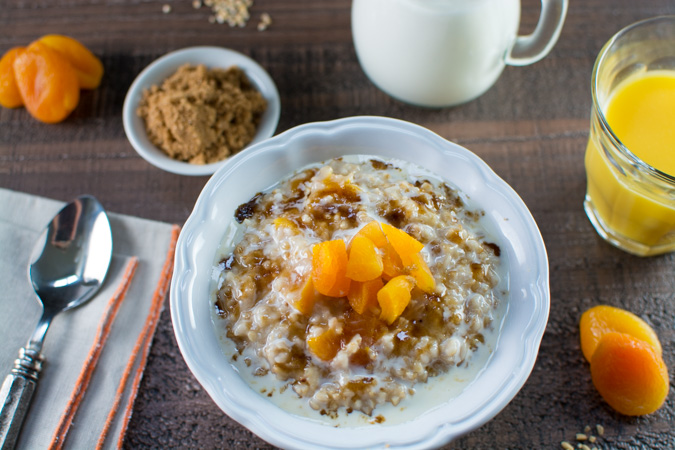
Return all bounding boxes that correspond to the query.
[377,275,415,325]
[273,217,296,231]
[381,223,424,266]
[348,278,384,315]
[354,221,403,279]
[354,220,388,248]
[381,243,404,280]
[580,305,661,362]
[0,47,25,108]
[307,328,342,361]
[13,42,79,123]
[346,235,383,282]
[407,252,435,293]
[311,239,351,297]
[294,277,316,316]
[590,332,669,416]
[38,34,104,89]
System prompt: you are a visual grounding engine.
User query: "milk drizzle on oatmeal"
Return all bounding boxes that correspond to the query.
[211,155,508,422]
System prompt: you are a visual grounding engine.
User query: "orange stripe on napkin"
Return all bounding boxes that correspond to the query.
[48,257,139,450]
[95,225,180,450]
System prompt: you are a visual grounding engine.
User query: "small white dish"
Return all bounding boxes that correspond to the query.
[123,46,280,176]
[171,116,550,449]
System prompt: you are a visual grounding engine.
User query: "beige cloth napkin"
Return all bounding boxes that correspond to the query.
[0,188,179,449]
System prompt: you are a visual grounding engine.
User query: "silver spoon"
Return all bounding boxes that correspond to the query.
[0,195,113,450]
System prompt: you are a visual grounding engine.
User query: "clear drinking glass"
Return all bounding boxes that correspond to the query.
[584,16,675,256]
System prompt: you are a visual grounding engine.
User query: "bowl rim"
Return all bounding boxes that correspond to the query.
[170,116,550,449]
[122,45,281,176]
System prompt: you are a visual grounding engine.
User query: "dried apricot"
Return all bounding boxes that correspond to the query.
[379,242,403,280]
[346,235,383,282]
[311,239,351,297]
[378,222,434,291]
[0,47,25,108]
[381,222,424,266]
[307,328,341,361]
[294,277,316,316]
[13,41,80,123]
[590,332,669,416]
[38,34,103,89]
[380,242,405,279]
[354,220,388,248]
[407,252,435,294]
[354,221,404,279]
[348,277,383,315]
[377,275,415,325]
[273,217,294,228]
[580,305,661,362]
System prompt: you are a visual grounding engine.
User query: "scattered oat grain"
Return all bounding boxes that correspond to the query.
[203,0,252,27]
[162,3,172,13]
[596,424,604,436]
[561,442,574,450]
[588,436,596,444]
[258,12,272,31]
[192,0,202,8]
[584,425,591,433]
[580,445,591,450]
[576,433,588,441]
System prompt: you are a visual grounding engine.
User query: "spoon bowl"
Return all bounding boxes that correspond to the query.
[0,195,113,449]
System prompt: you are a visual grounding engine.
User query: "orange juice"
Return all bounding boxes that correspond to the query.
[585,70,675,254]
[606,72,675,174]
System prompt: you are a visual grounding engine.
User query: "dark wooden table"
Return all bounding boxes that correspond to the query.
[2,0,675,448]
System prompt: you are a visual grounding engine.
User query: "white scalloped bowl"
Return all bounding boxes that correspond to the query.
[171,116,549,449]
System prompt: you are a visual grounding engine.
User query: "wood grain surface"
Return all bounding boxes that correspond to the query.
[2,0,675,448]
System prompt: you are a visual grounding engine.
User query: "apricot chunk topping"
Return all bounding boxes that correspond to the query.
[346,235,383,282]
[380,222,424,266]
[348,277,383,315]
[294,277,317,316]
[377,275,415,325]
[311,239,351,297]
[307,328,342,361]
[353,220,388,248]
[406,252,435,294]
[306,220,438,340]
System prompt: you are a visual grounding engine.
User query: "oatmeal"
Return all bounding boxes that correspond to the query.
[213,157,504,417]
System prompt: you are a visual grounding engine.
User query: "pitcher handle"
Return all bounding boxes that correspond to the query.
[506,0,568,66]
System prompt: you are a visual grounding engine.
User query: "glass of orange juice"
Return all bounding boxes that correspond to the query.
[584,16,675,256]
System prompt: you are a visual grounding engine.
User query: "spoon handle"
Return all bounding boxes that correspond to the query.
[0,347,43,450]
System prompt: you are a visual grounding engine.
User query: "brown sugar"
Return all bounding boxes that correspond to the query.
[137,64,267,165]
